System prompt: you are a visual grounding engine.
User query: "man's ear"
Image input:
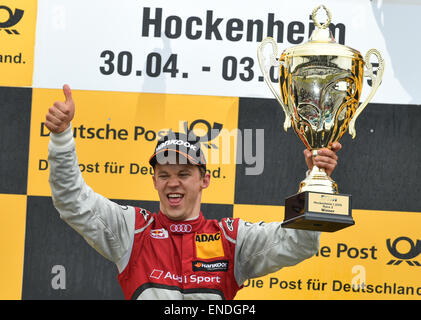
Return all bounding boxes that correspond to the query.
[201,172,211,190]
[152,174,157,190]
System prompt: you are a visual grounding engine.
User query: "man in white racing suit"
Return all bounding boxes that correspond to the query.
[45,85,342,299]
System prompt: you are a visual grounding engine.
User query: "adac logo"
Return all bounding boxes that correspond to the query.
[195,232,225,259]
[0,6,24,35]
[386,236,421,267]
[195,232,221,242]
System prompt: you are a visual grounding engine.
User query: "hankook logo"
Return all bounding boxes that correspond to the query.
[0,6,24,35]
[192,260,229,272]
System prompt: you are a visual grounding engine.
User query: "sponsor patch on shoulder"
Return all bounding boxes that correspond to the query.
[192,260,229,272]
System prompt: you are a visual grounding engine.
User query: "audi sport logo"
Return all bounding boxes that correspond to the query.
[150,269,164,280]
[170,224,192,233]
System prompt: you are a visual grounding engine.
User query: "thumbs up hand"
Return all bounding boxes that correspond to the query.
[45,84,75,134]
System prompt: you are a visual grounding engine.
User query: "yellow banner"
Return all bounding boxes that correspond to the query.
[0,0,37,87]
[0,194,27,300]
[234,205,421,300]
[28,88,239,204]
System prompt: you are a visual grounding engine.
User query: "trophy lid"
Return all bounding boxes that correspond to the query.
[281,5,363,60]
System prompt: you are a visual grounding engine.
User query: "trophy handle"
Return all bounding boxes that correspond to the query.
[349,48,385,138]
[257,37,292,132]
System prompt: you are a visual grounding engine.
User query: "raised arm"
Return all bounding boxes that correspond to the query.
[46,85,135,272]
[233,143,342,285]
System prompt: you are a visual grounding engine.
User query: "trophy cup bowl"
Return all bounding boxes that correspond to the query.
[257,5,385,232]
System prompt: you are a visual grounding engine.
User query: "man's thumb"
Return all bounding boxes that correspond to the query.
[63,84,73,103]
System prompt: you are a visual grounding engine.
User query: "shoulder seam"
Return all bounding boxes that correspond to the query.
[135,216,154,234]
[218,221,236,244]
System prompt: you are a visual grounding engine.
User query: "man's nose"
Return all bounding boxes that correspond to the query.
[167,175,180,186]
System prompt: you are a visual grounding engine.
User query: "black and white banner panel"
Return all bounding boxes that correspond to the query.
[33,0,420,104]
[0,0,420,300]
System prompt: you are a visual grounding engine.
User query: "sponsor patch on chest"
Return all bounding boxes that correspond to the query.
[150,228,169,239]
[192,260,229,272]
[195,232,225,259]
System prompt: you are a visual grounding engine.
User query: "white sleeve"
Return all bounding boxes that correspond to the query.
[233,219,320,286]
[48,125,135,272]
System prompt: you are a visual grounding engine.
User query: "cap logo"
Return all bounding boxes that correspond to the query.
[155,139,198,152]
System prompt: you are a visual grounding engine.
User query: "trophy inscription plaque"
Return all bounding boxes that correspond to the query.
[257,5,385,232]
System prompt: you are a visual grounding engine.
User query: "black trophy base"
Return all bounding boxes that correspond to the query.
[282,191,355,232]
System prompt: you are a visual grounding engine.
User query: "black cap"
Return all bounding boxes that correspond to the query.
[149,131,206,170]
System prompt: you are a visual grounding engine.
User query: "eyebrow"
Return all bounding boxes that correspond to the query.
[156,167,194,175]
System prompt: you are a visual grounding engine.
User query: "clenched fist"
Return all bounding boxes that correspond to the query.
[45,84,75,134]
[303,142,342,176]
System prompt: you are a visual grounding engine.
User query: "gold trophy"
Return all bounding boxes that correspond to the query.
[257,5,385,232]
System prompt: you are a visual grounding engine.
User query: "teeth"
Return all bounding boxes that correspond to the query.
[168,194,183,198]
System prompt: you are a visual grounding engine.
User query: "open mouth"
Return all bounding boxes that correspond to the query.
[167,193,184,206]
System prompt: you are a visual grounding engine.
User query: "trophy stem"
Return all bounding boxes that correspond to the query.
[299,165,338,194]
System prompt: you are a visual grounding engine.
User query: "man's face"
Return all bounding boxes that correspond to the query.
[152,164,210,221]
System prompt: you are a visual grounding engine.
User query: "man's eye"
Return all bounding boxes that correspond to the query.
[179,173,189,177]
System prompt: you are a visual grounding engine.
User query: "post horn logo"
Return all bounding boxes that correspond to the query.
[183,119,223,149]
[386,236,421,266]
[0,6,24,35]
